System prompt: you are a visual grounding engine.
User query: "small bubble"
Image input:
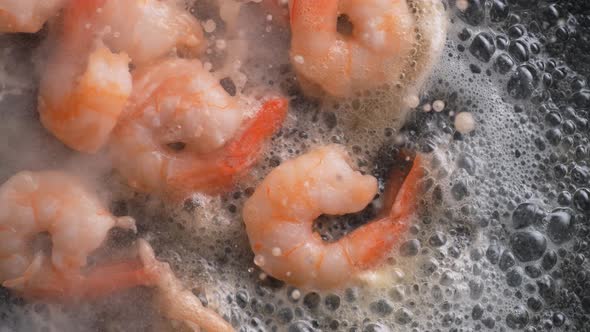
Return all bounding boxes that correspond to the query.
[432,100,446,112]
[291,289,301,300]
[293,55,305,64]
[271,247,282,256]
[203,19,216,33]
[254,254,266,267]
[456,0,469,11]
[454,112,476,134]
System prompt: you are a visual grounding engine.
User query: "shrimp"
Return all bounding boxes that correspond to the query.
[0,171,234,329]
[111,58,288,197]
[289,0,447,98]
[138,240,235,332]
[0,171,153,300]
[38,0,205,153]
[0,0,65,33]
[242,145,424,289]
[289,0,416,97]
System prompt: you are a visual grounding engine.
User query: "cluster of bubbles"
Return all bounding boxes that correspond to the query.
[1,0,590,331]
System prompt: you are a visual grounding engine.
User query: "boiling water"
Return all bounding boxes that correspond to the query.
[0,0,589,331]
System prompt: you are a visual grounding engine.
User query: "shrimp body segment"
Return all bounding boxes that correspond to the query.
[242,145,423,289]
[91,0,205,65]
[39,43,133,153]
[38,0,205,153]
[289,0,417,97]
[111,58,288,196]
[0,171,153,300]
[0,0,65,33]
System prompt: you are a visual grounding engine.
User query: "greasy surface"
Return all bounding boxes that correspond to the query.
[1,0,590,331]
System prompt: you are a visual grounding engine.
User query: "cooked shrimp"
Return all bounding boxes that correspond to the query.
[0,0,65,33]
[38,0,205,153]
[289,0,416,97]
[242,145,423,289]
[111,58,288,197]
[0,171,154,300]
[289,0,447,98]
[138,240,235,332]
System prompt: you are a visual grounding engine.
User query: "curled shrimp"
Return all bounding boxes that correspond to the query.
[111,58,288,197]
[138,240,235,332]
[0,170,152,300]
[38,0,204,153]
[289,0,447,98]
[242,145,423,289]
[0,171,234,330]
[0,0,65,33]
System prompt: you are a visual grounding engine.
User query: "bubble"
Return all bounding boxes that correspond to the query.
[536,275,556,300]
[454,112,476,134]
[570,165,589,185]
[293,55,304,64]
[290,289,301,300]
[508,40,530,63]
[552,312,566,327]
[203,19,216,33]
[428,232,447,247]
[500,250,517,271]
[541,250,557,271]
[508,25,526,39]
[432,100,445,112]
[506,267,523,287]
[511,231,547,262]
[457,154,476,175]
[481,317,496,329]
[511,203,544,229]
[506,305,529,329]
[5,0,590,329]
[324,294,340,311]
[486,244,501,264]
[236,290,249,308]
[495,53,515,74]
[456,0,469,12]
[400,239,420,256]
[490,0,510,22]
[524,265,542,279]
[573,188,590,212]
[527,297,543,312]
[254,254,266,267]
[507,65,539,99]
[369,299,393,317]
[546,208,574,244]
[303,293,320,310]
[472,303,484,320]
[271,247,282,256]
[571,90,590,108]
[394,308,413,324]
[277,308,294,324]
[457,0,484,25]
[469,32,496,62]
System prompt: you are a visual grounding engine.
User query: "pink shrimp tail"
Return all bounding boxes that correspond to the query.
[344,154,424,270]
[168,98,288,196]
[223,98,288,170]
[17,258,156,301]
